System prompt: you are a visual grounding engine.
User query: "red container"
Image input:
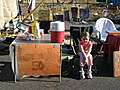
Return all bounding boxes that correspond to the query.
[28,26,32,33]
[50,31,65,43]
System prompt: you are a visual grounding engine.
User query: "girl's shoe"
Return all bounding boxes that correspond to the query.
[87,70,92,79]
[80,70,85,79]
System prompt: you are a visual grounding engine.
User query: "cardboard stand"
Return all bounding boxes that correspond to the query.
[11,34,62,83]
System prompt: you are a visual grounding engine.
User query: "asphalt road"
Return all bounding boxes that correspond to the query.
[0,21,120,90]
[0,53,120,90]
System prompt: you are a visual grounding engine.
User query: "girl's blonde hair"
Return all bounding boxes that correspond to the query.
[81,32,90,38]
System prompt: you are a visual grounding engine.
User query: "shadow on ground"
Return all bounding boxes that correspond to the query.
[0,62,14,81]
[63,47,114,80]
[0,50,14,81]
[0,46,114,82]
[65,55,113,80]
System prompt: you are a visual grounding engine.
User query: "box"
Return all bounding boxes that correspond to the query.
[31,21,40,39]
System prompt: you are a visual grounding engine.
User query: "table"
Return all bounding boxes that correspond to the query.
[104,34,120,77]
[10,34,62,83]
[104,35,120,60]
[106,31,120,35]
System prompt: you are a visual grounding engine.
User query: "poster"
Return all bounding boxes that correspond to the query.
[39,10,50,21]
[71,7,78,21]
[64,10,69,21]
[16,44,60,76]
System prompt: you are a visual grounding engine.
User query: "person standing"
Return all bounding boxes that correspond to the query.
[27,0,35,21]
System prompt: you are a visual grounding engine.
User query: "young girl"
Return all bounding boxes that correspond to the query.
[78,32,93,79]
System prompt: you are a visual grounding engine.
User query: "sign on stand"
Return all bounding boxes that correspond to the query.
[16,44,60,76]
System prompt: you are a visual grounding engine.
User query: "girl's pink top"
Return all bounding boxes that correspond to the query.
[77,41,92,53]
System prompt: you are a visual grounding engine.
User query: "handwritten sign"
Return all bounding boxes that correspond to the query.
[16,44,60,76]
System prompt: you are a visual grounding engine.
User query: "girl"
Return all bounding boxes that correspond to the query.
[78,32,93,79]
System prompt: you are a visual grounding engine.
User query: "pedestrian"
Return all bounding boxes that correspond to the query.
[77,32,93,79]
[27,0,35,21]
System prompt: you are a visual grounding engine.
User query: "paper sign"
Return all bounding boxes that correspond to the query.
[16,44,60,76]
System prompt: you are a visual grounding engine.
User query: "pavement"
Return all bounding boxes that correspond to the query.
[0,21,120,90]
